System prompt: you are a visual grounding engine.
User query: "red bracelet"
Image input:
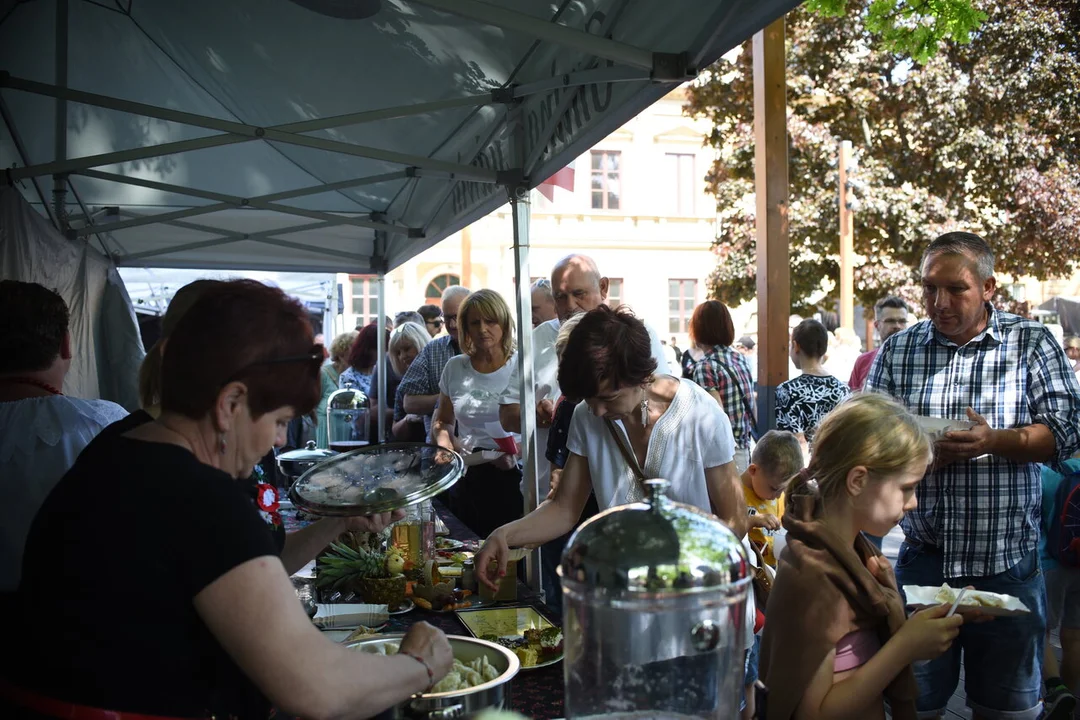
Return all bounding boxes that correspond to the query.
[402,650,434,689]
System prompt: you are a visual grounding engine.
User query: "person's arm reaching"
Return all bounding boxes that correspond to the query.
[474,452,593,589]
[196,556,454,720]
[499,403,521,434]
[431,393,462,453]
[404,393,439,416]
[280,513,402,576]
[705,461,748,538]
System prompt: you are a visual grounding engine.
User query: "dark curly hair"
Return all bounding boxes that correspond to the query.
[558,305,657,402]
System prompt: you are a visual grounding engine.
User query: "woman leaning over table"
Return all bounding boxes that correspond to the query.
[476,304,747,581]
[431,289,523,539]
[315,329,357,449]
[4,280,451,720]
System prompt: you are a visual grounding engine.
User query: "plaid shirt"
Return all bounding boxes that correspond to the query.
[692,344,756,448]
[865,306,1080,577]
[395,335,459,435]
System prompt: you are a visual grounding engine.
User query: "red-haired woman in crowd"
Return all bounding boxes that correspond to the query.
[340,323,386,397]
[5,280,451,720]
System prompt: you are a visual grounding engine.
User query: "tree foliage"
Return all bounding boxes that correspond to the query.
[686,0,1080,314]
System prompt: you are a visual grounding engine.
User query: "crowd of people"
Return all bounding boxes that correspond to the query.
[2,230,1079,719]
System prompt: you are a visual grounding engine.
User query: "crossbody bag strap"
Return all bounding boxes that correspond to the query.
[604,419,650,503]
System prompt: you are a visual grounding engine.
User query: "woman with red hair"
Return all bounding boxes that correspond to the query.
[340,323,387,396]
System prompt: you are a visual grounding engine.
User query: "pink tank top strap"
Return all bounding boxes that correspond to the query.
[834,628,882,673]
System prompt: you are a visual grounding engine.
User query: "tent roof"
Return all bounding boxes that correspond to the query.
[1,0,798,274]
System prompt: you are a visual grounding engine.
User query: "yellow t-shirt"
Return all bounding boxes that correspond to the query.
[744,483,785,567]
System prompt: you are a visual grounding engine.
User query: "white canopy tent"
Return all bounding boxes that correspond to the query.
[0,0,799,589]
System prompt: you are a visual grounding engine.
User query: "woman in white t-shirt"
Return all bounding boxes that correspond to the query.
[432,289,523,539]
[475,304,748,580]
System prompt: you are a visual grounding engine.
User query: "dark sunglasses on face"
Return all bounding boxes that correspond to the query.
[427,319,444,328]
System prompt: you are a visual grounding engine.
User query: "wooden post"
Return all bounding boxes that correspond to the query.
[461,225,473,288]
[753,16,790,433]
[838,140,854,331]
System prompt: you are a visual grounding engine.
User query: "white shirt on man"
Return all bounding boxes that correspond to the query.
[438,352,518,453]
[0,395,129,591]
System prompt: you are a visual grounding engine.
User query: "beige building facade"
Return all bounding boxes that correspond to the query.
[335,88,724,348]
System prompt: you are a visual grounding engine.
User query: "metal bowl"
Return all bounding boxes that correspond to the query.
[347,633,520,719]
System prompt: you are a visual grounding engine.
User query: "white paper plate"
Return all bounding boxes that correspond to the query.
[913,416,975,440]
[903,584,1030,617]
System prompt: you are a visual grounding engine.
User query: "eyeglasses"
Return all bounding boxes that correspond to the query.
[443,314,458,325]
[427,319,444,328]
[223,348,323,385]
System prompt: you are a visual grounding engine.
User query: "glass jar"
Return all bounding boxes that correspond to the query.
[326,381,370,453]
[390,500,435,580]
[559,479,751,719]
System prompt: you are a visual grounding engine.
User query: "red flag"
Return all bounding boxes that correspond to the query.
[537,160,575,202]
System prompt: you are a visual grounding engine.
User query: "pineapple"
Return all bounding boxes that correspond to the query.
[315,542,406,607]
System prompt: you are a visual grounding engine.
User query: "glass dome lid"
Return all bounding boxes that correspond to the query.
[560,479,749,596]
[288,442,463,516]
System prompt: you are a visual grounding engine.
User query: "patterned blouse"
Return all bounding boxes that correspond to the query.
[774,374,849,443]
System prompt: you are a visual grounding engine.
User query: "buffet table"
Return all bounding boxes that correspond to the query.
[287,499,565,719]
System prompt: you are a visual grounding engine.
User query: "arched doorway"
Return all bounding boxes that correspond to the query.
[424,274,461,306]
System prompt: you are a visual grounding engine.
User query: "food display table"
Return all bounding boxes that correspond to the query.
[286,498,565,719]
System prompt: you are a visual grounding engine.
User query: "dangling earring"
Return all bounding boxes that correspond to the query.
[218,432,227,456]
[639,388,650,426]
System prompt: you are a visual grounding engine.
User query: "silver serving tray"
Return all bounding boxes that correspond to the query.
[347,633,521,719]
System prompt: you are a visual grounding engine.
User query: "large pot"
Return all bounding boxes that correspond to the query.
[346,634,520,719]
[276,440,335,480]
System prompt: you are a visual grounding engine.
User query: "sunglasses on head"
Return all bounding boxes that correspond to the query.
[223,346,324,385]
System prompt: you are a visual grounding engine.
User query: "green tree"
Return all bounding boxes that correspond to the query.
[686,0,1080,314]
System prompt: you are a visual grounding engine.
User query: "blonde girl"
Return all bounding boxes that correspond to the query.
[759,393,963,720]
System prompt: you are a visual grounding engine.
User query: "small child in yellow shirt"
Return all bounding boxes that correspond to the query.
[743,429,804,566]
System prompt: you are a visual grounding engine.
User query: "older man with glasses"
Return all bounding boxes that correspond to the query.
[398,287,470,438]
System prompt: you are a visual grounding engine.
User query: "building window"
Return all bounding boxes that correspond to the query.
[425,274,461,305]
[590,150,621,210]
[666,153,695,214]
[350,275,377,325]
[607,278,624,309]
[668,279,697,334]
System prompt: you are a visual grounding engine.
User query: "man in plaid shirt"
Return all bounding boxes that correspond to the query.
[866,232,1080,720]
[396,284,470,437]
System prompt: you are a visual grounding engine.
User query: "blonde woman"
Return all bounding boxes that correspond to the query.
[315,330,357,449]
[432,289,521,538]
[759,393,964,720]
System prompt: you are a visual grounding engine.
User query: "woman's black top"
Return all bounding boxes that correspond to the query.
[10,429,280,718]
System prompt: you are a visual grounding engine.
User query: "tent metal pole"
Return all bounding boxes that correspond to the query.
[375,274,387,444]
[115,215,373,265]
[510,66,649,100]
[0,95,58,229]
[74,169,418,235]
[52,0,68,231]
[521,0,633,175]
[408,0,655,71]
[508,183,540,594]
[2,75,501,183]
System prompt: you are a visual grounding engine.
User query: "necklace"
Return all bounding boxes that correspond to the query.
[640,388,650,426]
[0,376,63,395]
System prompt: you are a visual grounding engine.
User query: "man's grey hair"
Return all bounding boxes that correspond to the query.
[531,277,554,298]
[874,296,909,317]
[394,310,424,328]
[442,285,471,305]
[921,231,995,280]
